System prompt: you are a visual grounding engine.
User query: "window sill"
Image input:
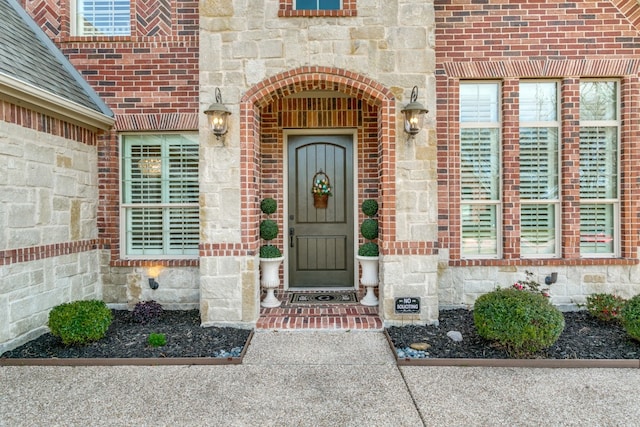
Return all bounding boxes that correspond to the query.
[278,9,357,17]
[451,258,639,267]
[111,259,199,267]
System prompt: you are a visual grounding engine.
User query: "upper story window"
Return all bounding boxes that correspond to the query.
[279,0,356,17]
[73,0,131,36]
[296,0,340,9]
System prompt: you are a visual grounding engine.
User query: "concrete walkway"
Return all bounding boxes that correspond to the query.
[2,331,640,426]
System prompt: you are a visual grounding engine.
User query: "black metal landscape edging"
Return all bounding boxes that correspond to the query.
[383,330,640,369]
[0,331,254,367]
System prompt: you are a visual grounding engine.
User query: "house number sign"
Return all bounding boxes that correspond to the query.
[395,297,420,314]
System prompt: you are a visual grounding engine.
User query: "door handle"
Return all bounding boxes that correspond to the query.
[289,227,295,248]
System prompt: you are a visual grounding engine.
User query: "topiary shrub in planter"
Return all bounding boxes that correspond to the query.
[357,199,380,306]
[585,293,626,322]
[48,300,113,345]
[621,295,640,341]
[259,197,283,307]
[259,198,282,258]
[473,288,565,357]
[358,242,379,257]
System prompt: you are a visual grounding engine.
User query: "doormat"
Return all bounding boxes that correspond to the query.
[289,291,358,305]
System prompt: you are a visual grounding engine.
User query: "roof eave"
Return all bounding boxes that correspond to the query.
[0,73,115,132]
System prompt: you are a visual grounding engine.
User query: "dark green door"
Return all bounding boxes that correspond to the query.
[288,135,354,288]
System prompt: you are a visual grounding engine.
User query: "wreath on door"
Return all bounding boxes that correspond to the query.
[311,170,332,209]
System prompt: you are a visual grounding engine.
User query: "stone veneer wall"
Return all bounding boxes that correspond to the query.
[0,114,102,354]
[438,264,640,311]
[199,0,438,326]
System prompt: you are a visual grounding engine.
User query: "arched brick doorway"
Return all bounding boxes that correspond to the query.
[240,67,397,286]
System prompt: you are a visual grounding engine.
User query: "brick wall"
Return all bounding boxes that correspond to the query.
[434,0,640,308]
[435,0,640,267]
[24,0,200,270]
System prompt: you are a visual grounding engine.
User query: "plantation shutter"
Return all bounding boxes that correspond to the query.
[519,82,559,257]
[122,134,199,257]
[579,81,619,256]
[460,83,501,258]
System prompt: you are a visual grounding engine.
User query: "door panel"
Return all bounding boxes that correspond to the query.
[288,135,354,288]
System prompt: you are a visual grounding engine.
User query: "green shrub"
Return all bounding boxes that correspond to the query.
[48,300,113,345]
[260,219,279,241]
[260,244,282,258]
[260,198,277,216]
[360,219,379,240]
[473,288,565,357]
[147,333,167,347]
[358,242,379,257]
[621,295,640,341]
[586,293,626,322]
[362,199,378,217]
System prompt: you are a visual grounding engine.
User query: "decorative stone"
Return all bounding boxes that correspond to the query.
[409,342,430,351]
[447,331,463,342]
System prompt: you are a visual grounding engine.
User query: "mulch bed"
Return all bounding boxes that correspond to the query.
[4,308,640,362]
[386,309,640,359]
[1,310,251,360]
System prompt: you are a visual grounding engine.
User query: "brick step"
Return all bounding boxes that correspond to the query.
[257,291,382,330]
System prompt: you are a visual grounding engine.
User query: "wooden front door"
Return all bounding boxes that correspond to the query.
[287,135,354,288]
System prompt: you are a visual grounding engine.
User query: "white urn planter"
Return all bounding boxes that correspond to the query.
[259,256,284,308]
[357,255,379,306]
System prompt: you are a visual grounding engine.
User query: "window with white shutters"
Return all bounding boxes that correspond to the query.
[122,134,199,258]
[519,82,560,257]
[460,82,501,258]
[73,0,131,36]
[579,80,619,256]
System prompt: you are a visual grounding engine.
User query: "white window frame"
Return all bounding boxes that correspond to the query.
[71,0,131,36]
[579,79,621,258]
[120,133,199,260]
[519,80,561,259]
[459,81,502,259]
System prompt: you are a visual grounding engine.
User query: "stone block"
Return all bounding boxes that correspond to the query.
[200,0,234,18]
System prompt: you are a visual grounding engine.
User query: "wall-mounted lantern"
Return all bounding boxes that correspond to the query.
[401,86,428,137]
[204,87,231,141]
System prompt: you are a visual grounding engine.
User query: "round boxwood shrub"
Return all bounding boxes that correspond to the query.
[260,244,282,258]
[621,295,640,341]
[362,199,378,217]
[260,198,277,216]
[358,242,379,257]
[48,300,113,345]
[360,219,379,240]
[260,219,279,241]
[473,288,565,357]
